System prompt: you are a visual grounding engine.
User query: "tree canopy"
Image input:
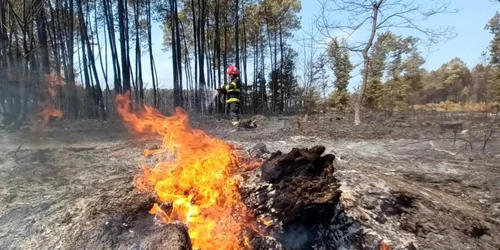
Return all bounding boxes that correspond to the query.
[0,0,498,128]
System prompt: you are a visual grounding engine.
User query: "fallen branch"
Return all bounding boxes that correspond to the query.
[400,137,473,151]
[14,143,24,165]
[482,129,495,154]
[63,146,97,152]
[481,107,498,154]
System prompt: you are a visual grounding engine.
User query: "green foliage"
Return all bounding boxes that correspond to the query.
[485,11,500,103]
[488,67,500,103]
[261,0,302,33]
[267,47,299,109]
[422,58,472,103]
[364,78,383,110]
[359,31,426,112]
[383,37,425,109]
[303,88,321,112]
[327,37,352,110]
[364,31,396,109]
[244,3,266,45]
[312,54,329,92]
[485,12,500,65]
[328,90,349,110]
[471,63,492,102]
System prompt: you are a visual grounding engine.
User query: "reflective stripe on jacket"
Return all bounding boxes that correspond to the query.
[224,77,241,103]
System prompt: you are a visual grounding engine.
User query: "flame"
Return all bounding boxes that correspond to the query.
[259,216,272,226]
[380,241,391,250]
[39,105,63,122]
[243,236,251,248]
[38,73,63,122]
[243,159,265,171]
[115,92,254,250]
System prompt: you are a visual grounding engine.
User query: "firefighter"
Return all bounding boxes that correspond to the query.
[217,65,241,126]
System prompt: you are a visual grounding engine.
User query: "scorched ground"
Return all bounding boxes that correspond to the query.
[0,110,499,249]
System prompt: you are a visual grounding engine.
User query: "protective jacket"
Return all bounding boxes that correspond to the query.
[223,76,241,103]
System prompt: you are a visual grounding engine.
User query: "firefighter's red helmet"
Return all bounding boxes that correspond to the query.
[226,65,239,75]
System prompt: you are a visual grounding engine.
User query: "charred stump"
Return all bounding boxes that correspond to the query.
[240,145,363,250]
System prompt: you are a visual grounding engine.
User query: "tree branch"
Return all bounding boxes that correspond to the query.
[14,143,23,165]
[315,0,459,53]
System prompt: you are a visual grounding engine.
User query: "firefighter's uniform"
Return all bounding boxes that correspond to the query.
[223,76,241,126]
[218,65,242,127]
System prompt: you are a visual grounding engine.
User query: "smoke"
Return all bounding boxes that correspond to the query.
[204,88,219,109]
[274,203,363,250]
[278,224,315,249]
[314,203,363,250]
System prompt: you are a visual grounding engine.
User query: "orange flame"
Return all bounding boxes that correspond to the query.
[39,106,63,122]
[243,236,251,248]
[243,159,265,171]
[380,241,392,250]
[259,216,273,226]
[38,73,63,122]
[115,92,254,250]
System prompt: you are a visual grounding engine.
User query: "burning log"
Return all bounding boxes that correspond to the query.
[240,145,364,250]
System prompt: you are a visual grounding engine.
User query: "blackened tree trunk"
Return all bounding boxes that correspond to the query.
[77,0,93,118]
[174,0,183,107]
[67,0,75,84]
[34,0,50,75]
[191,0,199,110]
[95,0,111,107]
[279,21,284,113]
[124,0,133,96]
[146,0,158,107]
[170,0,180,107]
[253,41,258,113]
[274,31,278,112]
[205,18,213,114]
[65,0,79,119]
[265,22,275,112]
[198,0,206,112]
[215,0,222,113]
[86,2,106,119]
[47,0,61,76]
[180,19,193,109]
[242,8,248,113]
[260,38,266,113]
[0,0,10,122]
[223,9,228,113]
[117,0,130,93]
[234,0,239,69]
[134,0,144,105]
[104,0,122,93]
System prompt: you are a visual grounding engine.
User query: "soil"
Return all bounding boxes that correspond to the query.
[0,111,499,249]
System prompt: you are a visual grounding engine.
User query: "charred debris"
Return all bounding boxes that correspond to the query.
[240,144,366,250]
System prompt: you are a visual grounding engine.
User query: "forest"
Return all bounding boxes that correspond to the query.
[1,0,499,127]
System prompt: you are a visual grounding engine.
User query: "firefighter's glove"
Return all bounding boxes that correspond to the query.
[217,87,227,94]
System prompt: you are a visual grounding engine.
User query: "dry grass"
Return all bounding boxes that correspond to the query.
[413,101,498,113]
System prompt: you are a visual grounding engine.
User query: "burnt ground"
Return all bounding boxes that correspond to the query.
[0,111,499,249]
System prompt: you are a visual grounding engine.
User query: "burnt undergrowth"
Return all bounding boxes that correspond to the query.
[240,145,368,250]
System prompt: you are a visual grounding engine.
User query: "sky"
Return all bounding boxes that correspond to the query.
[91,0,499,92]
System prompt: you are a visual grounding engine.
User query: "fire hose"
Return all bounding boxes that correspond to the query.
[216,88,226,104]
